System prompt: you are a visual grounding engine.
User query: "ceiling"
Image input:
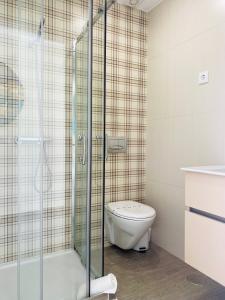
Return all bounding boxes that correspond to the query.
[116,0,163,12]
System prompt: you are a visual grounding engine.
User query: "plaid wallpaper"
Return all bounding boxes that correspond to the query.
[0,0,147,263]
[105,3,147,205]
[75,2,147,251]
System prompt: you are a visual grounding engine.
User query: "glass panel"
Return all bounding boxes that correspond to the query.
[73,0,106,284]
[73,32,89,265]
[90,0,105,278]
[37,0,89,298]
[39,1,89,299]
[0,1,21,299]
[72,8,90,298]
[17,1,44,299]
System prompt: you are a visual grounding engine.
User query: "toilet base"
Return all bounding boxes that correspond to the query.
[133,229,151,252]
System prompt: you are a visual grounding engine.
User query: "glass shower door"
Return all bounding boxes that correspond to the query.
[73,0,107,297]
[73,32,89,265]
[73,0,107,280]
[90,0,106,278]
[17,1,45,299]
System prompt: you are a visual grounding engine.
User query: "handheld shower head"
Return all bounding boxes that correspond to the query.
[38,16,45,37]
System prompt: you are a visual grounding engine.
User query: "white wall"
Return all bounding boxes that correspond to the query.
[146,0,225,260]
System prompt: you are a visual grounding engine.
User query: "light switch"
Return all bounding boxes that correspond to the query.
[198,71,209,85]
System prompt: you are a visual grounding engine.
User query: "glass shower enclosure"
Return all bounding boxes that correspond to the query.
[0,0,108,299]
[73,0,107,281]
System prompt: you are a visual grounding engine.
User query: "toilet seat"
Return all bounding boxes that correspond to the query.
[107,200,156,221]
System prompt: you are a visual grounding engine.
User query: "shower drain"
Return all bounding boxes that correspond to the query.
[186,274,207,286]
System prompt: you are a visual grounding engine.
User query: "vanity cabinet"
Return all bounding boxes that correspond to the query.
[182,167,225,287]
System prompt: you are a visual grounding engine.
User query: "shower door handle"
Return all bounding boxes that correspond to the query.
[96,134,108,161]
[78,134,86,165]
[105,134,108,161]
[82,134,86,165]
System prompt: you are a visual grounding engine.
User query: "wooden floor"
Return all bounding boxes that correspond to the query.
[104,244,225,300]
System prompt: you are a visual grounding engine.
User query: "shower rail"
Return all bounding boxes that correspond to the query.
[74,0,116,45]
[0,137,51,144]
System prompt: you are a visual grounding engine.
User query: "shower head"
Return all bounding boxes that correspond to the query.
[38,16,45,37]
[28,16,46,48]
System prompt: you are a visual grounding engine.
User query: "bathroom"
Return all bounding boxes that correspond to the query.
[0,0,225,299]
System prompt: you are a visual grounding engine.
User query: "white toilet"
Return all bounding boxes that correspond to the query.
[105,200,156,251]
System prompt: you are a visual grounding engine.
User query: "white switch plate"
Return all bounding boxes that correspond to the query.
[198,71,209,85]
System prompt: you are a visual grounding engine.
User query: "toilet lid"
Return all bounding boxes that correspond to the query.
[107,201,156,220]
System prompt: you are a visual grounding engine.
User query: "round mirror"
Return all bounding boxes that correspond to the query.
[0,62,24,125]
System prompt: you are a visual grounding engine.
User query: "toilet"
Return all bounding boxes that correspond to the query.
[105,200,156,252]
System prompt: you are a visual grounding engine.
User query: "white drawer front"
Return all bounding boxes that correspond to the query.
[185,211,225,287]
[185,173,225,218]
